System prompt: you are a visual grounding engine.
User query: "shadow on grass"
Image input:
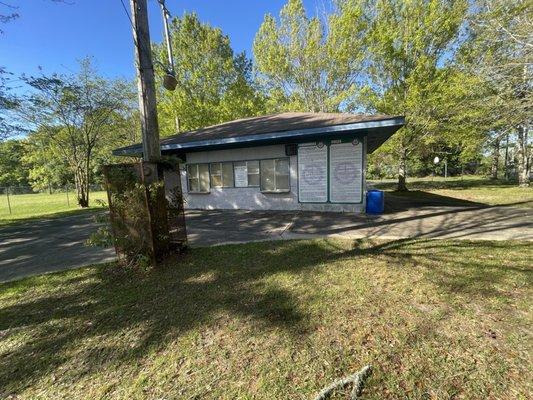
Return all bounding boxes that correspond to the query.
[383,190,486,212]
[0,238,531,396]
[370,177,519,191]
[0,207,105,227]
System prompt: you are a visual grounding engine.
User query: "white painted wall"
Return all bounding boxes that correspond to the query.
[180,143,365,213]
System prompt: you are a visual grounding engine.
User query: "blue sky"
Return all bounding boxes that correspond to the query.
[0,0,323,83]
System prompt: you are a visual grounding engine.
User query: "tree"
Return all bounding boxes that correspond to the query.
[21,127,72,192]
[355,0,468,190]
[154,13,265,135]
[21,59,136,206]
[0,139,28,188]
[462,0,532,186]
[0,66,21,141]
[253,0,367,112]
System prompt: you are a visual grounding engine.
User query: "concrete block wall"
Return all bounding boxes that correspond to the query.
[180,144,365,213]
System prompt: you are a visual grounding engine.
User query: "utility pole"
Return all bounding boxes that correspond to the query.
[130,0,161,162]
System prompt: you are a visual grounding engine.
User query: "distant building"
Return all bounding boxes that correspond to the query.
[114,112,404,213]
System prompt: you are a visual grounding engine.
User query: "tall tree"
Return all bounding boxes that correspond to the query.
[20,59,136,206]
[253,0,368,112]
[22,127,72,192]
[463,0,532,186]
[355,0,468,190]
[154,13,265,135]
[0,139,28,188]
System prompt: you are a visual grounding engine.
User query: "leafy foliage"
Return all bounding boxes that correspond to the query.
[20,58,136,206]
[358,0,468,189]
[460,0,532,185]
[154,13,265,135]
[253,0,367,112]
[0,139,28,187]
[21,127,72,191]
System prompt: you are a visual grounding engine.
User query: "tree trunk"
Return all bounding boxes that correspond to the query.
[516,125,530,187]
[78,173,89,208]
[490,138,500,180]
[397,149,408,191]
[84,163,91,207]
[74,167,89,208]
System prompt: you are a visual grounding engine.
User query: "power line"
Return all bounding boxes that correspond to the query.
[118,0,151,70]
[118,0,135,32]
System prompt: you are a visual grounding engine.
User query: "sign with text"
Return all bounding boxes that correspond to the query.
[298,144,328,203]
[329,142,363,203]
[234,162,248,187]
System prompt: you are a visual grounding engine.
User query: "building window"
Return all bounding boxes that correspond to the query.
[247,160,260,187]
[210,162,234,188]
[260,158,290,192]
[234,160,260,187]
[187,164,210,193]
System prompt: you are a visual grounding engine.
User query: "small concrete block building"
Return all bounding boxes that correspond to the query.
[115,112,404,213]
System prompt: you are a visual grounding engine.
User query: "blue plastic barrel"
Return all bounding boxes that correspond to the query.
[366,190,385,214]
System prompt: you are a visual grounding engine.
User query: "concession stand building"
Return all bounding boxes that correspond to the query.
[114,112,404,213]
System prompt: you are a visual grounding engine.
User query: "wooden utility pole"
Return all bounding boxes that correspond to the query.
[130,0,161,161]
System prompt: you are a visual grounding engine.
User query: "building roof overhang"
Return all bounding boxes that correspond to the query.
[113,113,405,157]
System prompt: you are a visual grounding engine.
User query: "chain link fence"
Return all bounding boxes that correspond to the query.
[1,184,105,216]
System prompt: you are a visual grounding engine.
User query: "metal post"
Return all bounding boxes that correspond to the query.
[6,187,11,215]
[66,183,70,206]
[158,0,175,73]
[130,0,162,162]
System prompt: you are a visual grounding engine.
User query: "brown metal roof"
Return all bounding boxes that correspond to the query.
[161,112,397,144]
[114,112,404,156]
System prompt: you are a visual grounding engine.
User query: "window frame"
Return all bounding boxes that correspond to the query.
[209,161,235,188]
[260,157,291,193]
[186,163,210,193]
[246,160,260,187]
[233,160,260,188]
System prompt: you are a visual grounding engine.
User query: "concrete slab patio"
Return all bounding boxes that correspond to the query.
[1,201,532,282]
[187,204,533,245]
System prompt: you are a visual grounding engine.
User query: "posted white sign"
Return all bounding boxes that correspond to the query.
[234,163,248,187]
[298,144,328,202]
[329,142,362,203]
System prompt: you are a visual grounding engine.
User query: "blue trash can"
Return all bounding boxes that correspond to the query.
[366,190,385,214]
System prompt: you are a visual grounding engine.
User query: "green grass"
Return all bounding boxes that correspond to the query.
[1,239,531,399]
[0,191,108,225]
[370,175,533,207]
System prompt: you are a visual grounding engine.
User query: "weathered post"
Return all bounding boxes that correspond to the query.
[101,0,186,266]
[130,0,161,162]
[6,187,11,215]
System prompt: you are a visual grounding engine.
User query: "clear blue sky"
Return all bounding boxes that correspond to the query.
[0,0,323,83]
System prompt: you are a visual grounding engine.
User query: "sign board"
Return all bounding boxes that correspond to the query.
[234,162,248,187]
[329,142,362,203]
[298,144,328,203]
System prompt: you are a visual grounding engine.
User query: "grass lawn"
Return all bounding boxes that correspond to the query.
[0,191,108,225]
[1,238,531,399]
[369,176,533,208]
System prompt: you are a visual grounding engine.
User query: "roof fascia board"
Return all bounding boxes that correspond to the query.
[114,117,404,155]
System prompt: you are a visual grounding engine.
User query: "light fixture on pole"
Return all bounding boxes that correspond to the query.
[433,155,448,178]
[158,0,178,91]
